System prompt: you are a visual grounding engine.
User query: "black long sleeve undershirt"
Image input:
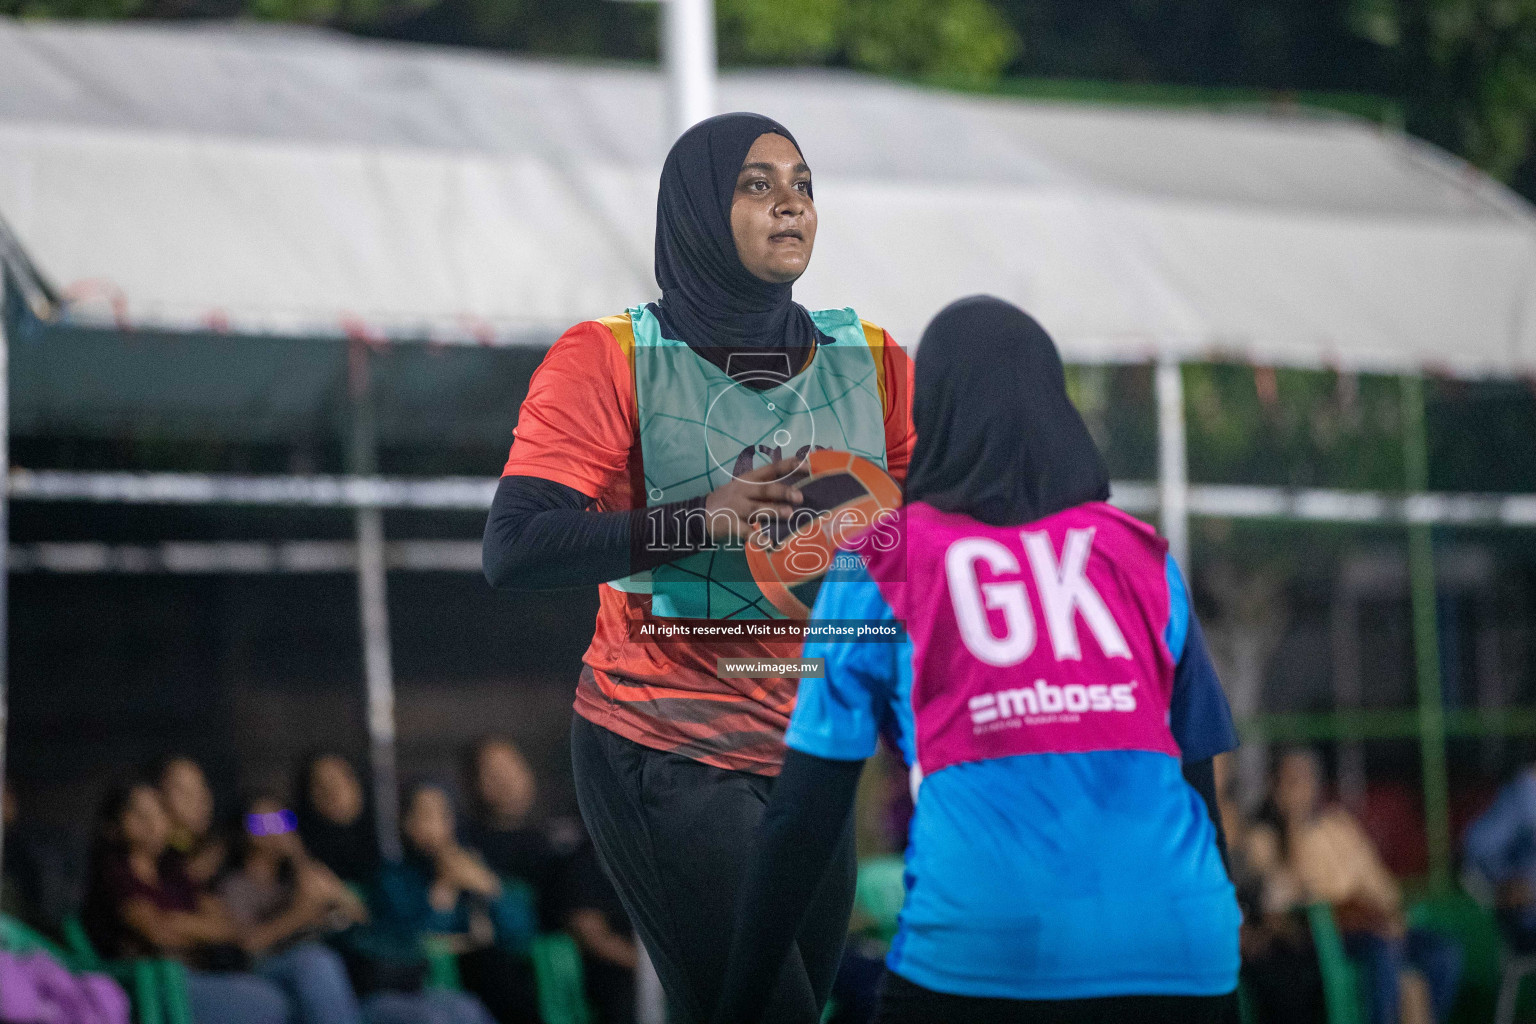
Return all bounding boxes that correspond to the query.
[481,475,710,591]
[711,752,1231,1024]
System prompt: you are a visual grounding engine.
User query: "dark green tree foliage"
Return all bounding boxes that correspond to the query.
[986,0,1536,192]
[0,0,1018,85]
[12,0,1536,196]
[0,0,434,27]
[252,0,433,26]
[994,0,1387,92]
[1183,365,1408,490]
[370,0,657,60]
[714,0,1018,85]
[1,0,141,16]
[1350,0,1536,181]
[392,0,1022,84]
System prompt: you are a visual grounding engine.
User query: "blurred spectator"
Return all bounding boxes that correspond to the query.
[556,840,636,1024]
[373,782,540,1024]
[1223,772,1325,1024]
[222,793,494,1024]
[219,792,370,1024]
[296,753,380,886]
[1463,764,1536,950]
[1255,749,1462,1024]
[461,738,562,920]
[154,756,226,885]
[81,782,289,1024]
[2,780,81,937]
[463,737,636,1022]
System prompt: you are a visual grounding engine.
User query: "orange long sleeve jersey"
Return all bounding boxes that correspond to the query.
[502,313,914,775]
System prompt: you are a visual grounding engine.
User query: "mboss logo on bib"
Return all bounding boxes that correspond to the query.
[968,679,1138,732]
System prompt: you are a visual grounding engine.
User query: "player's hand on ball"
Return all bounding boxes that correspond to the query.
[704,457,805,543]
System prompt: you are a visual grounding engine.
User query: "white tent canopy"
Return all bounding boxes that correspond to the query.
[3,18,1536,375]
[6,15,1536,900]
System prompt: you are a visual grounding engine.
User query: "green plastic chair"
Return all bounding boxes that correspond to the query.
[155,956,194,1024]
[531,932,591,1024]
[1237,980,1256,1024]
[0,913,69,959]
[359,872,592,1022]
[1,914,175,1024]
[1306,903,1365,1024]
[854,855,907,943]
[1406,890,1496,1024]
[60,915,192,1024]
[828,856,907,1024]
[420,934,463,991]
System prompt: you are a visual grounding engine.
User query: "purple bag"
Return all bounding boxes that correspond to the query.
[0,949,130,1024]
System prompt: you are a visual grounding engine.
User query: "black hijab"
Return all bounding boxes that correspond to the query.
[652,112,829,384]
[905,296,1110,527]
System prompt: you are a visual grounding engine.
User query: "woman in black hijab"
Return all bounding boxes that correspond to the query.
[481,111,880,583]
[903,295,1110,525]
[482,113,913,1024]
[713,297,1241,1024]
[651,112,829,378]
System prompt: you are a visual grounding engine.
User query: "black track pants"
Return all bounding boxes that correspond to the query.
[571,715,856,1024]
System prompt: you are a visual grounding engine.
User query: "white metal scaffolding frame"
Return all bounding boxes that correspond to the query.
[14,467,1536,526]
[1156,357,1190,571]
[10,374,1536,888]
[4,0,1536,894]
[0,0,726,912]
[348,341,403,863]
[14,4,1536,983]
[661,0,716,139]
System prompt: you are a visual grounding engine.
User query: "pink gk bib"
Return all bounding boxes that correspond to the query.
[850,501,1182,778]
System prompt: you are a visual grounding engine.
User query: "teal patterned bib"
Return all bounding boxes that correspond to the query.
[611,304,888,619]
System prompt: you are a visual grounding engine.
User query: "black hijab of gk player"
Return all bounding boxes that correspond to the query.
[906,296,1111,527]
[652,112,829,384]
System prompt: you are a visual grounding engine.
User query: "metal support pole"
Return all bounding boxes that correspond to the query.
[661,0,716,139]
[1332,589,1367,809]
[1403,373,1450,891]
[349,342,401,863]
[0,276,11,876]
[1156,357,1190,570]
[636,942,666,1024]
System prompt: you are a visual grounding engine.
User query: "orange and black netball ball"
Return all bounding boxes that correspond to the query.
[745,450,901,619]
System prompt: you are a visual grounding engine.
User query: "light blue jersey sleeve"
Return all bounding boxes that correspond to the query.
[1165,555,1192,661]
[785,554,900,762]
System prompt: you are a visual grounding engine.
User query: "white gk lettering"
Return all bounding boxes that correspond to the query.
[945,527,1132,667]
[943,537,1037,667]
[969,681,1138,727]
[1022,527,1131,661]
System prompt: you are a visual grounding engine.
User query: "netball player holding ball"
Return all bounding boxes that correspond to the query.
[715,297,1242,1024]
[483,113,913,1024]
